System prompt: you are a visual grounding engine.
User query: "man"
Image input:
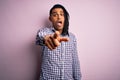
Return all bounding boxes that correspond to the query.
[36,4,82,80]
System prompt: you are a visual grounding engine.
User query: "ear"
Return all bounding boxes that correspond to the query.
[49,16,51,21]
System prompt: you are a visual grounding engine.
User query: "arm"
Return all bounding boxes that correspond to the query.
[36,28,69,49]
[72,36,82,80]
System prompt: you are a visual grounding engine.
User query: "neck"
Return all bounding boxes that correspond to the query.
[58,30,62,34]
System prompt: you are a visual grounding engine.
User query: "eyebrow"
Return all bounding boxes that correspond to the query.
[52,11,64,14]
[52,12,57,14]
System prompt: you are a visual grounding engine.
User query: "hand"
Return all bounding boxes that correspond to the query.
[44,31,69,50]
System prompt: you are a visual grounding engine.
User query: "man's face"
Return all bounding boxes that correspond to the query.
[49,8,65,33]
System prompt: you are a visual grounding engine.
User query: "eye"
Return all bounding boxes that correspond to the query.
[60,13,64,16]
[52,13,57,17]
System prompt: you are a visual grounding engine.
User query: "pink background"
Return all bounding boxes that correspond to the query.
[0,0,120,80]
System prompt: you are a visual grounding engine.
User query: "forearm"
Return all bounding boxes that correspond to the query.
[72,36,82,80]
[72,56,82,80]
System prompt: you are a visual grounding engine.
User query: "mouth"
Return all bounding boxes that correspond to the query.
[56,21,62,26]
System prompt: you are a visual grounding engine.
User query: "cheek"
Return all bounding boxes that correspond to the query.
[50,19,56,24]
[62,17,65,22]
[62,18,65,24]
[51,18,57,22]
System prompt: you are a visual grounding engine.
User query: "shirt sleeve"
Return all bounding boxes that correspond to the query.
[72,35,82,80]
[36,28,50,46]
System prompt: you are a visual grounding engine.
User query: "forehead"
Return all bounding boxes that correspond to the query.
[52,8,64,13]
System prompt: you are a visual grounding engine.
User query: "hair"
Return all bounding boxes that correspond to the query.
[49,4,70,36]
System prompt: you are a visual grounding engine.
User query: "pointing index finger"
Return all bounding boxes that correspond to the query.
[60,37,69,42]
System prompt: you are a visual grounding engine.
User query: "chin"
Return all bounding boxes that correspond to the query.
[57,27,63,30]
[55,26,63,29]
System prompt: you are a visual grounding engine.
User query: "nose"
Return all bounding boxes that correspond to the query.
[57,14,61,19]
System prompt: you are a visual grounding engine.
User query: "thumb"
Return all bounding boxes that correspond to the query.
[53,31,60,39]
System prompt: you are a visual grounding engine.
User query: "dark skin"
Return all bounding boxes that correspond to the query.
[44,8,69,50]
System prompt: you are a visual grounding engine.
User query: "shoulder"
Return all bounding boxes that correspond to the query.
[69,32,76,38]
[37,27,53,35]
[68,32,77,42]
[37,27,51,32]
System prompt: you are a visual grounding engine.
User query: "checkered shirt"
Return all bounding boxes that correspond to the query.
[36,27,82,80]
